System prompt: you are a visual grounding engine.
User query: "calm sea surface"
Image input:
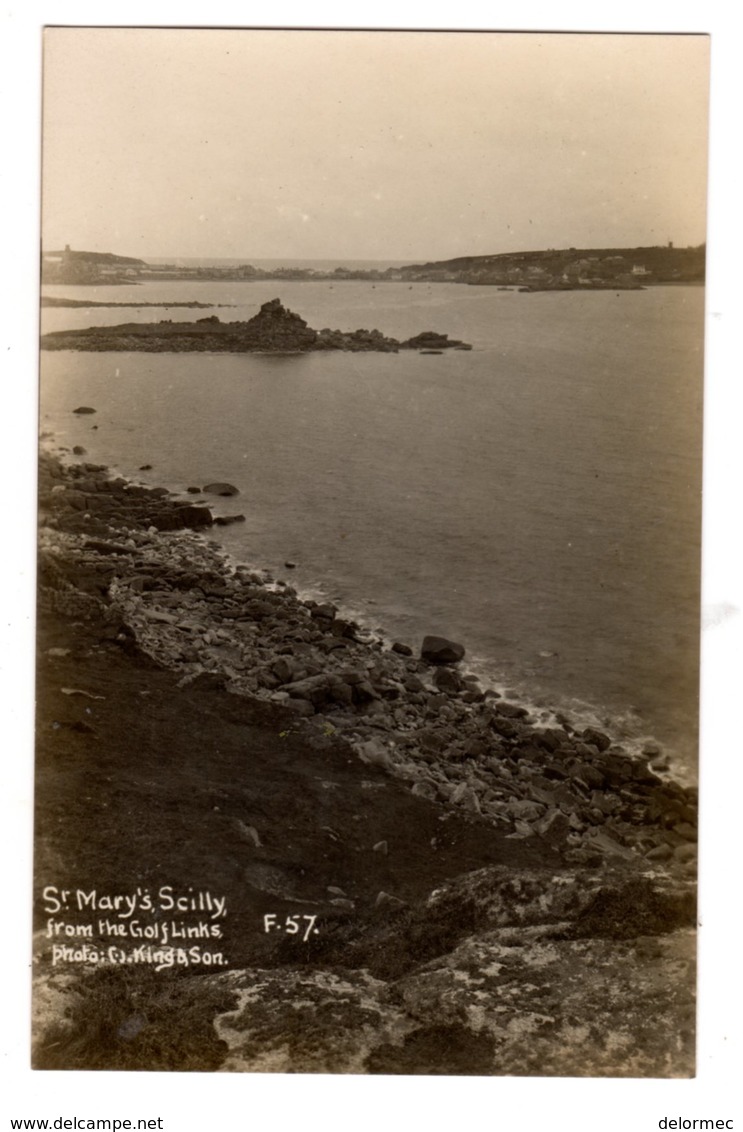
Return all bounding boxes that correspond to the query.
[40,280,705,776]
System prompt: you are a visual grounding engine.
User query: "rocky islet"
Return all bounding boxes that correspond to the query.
[40,297,472,354]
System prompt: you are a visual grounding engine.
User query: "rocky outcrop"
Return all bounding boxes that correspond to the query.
[147,504,213,532]
[207,865,695,1075]
[241,298,319,351]
[40,300,473,354]
[39,455,213,534]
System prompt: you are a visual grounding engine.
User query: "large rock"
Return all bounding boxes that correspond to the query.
[421,635,465,665]
[203,482,239,496]
[433,666,463,693]
[582,727,612,752]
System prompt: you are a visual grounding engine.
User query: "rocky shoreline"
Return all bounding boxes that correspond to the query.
[40,297,473,354]
[33,448,697,1074]
[38,451,697,867]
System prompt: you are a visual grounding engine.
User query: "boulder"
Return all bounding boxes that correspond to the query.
[62,490,87,511]
[567,759,606,790]
[489,716,519,740]
[375,891,406,910]
[203,482,239,496]
[329,682,354,706]
[283,674,332,705]
[450,783,482,813]
[353,680,379,705]
[536,808,572,847]
[356,739,394,770]
[284,698,315,717]
[411,780,438,801]
[421,635,465,665]
[534,728,564,752]
[271,657,298,685]
[582,727,612,752]
[433,667,463,693]
[506,799,545,822]
[311,603,337,621]
[495,701,529,719]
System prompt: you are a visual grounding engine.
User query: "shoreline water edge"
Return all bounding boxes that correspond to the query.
[33,443,699,1075]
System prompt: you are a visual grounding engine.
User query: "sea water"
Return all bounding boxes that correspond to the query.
[39,279,704,776]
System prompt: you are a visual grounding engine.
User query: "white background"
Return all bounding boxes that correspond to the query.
[1,3,740,1130]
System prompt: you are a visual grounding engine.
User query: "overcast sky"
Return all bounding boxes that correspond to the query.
[41,28,709,262]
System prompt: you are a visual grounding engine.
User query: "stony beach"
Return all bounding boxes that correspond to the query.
[33,446,698,1075]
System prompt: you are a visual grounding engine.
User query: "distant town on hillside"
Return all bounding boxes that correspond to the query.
[41,242,705,291]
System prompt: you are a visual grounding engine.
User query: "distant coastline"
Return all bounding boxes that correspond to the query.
[41,243,706,289]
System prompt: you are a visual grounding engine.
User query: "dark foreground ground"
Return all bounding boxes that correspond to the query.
[32,452,697,1075]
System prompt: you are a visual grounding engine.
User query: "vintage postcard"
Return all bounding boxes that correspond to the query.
[32,26,708,1077]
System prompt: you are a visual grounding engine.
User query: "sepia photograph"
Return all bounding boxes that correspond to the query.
[30,24,709,1079]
